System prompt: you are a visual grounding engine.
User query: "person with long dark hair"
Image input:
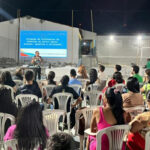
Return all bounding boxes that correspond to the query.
[0,87,18,133]
[87,87,131,150]
[85,68,100,90]
[122,77,144,107]
[0,71,17,92]
[4,102,49,150]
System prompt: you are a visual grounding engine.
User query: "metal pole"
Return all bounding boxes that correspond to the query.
[71,10,74,64]
[17,9,21,65]
[90,9,94,32]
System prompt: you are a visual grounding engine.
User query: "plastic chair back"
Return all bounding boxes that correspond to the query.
[43,109,65,136]
[4,139,40,150]
[96,125,131,150]
[145,130,150,150]
[0,113,15,141]
[42,85,56,98]
[69,84,82,95]
[87,84,100,91]
[15,94,39,107]
[4,139,18,150]
[52,92,73,112]
[124,105,145,119]
[0,84,15,101]
[78,79,89,89]
[84,91,103,107]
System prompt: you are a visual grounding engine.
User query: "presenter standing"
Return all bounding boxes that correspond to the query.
[31,51,43,80]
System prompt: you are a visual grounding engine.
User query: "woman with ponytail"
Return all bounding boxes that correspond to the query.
[87,87,131,150]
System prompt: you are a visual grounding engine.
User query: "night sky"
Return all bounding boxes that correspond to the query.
[1,0,150,34]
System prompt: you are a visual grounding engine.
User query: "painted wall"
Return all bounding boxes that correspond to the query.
[96,35,150,66]
[0,17,80,65]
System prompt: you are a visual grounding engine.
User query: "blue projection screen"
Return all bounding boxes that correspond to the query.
[20,31,67,58]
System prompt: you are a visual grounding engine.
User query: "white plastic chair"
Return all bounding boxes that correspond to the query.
[87,84,100,91]
[145,130,150,150]
[42,85,56,98]
[75,107,96,150]
[4,139,40,150]
[84,91,103,107]
[124,105,145,119]
[96,125,131,150]
[114,84,126,93]
[52,93,73,132]
[4,139,18,150]
[78,79,89,89]
[15,94,39,107]
[0,84,15,101]
[43,109,65,136]
[0,113,15,141]
[69,84,82,96]
[0,141,4,150]
[75,107,95,135]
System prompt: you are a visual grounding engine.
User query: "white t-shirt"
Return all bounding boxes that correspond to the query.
[98,71,107,81]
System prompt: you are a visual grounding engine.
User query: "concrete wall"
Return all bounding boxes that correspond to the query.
[96,35,150,66]
[0,17,80,65]
[20,17,80,64]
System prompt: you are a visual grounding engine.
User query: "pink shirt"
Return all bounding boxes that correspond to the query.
[4,124,50,150]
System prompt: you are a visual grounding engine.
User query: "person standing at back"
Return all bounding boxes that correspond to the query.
[31,51,43,80]
[131,65,143,83]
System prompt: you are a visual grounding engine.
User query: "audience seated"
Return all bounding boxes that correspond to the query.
[69,69,82,86]
[127,111,150,150]
[122,77,144,108]
[77,65,88,79]
[102,72,125,93]
[109,71,125,87]
[1,64,149,150]
[87,87,131,150]
[86,68,100,89]
[4,101,50,150]
[0,87,18,133]
[115,64,122,72]
[48,75,82,127]
[16,70,42,98]
[141,69,150,101]
[13,68,23,81]
[47,71,57,85]
[131,65,143,83]
[0,71,17,92]
[47,132,75,150]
